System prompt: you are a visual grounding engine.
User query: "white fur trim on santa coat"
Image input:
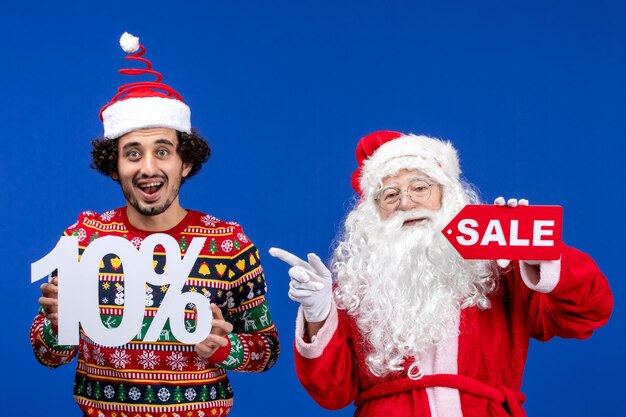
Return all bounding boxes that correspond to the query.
[359,134,461,198]
[421,311,463,417]
[295,302,339,359]
[102,96,191,139]
[519,259,561,293]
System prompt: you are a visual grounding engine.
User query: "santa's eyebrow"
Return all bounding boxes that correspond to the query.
[381,176,431,190]
[407,176,431,183]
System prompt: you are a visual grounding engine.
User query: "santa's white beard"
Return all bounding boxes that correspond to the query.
[333,204,495,378]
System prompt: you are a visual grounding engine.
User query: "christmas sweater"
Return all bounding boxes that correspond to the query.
[294,245,612,417]
[30,208,280,417]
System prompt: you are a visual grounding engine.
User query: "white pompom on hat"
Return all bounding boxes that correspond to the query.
[119,32,140,53]
[351,130,461,198]
[100,32,191,139]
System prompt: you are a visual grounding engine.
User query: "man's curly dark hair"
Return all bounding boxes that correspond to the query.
[90,129,211,183]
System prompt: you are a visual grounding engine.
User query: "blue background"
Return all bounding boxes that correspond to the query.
[2,1,623,415]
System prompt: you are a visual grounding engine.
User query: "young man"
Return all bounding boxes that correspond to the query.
[30,33,279,417]
[271,130,612,417]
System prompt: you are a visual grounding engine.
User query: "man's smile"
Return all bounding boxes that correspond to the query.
[135,178,165,201]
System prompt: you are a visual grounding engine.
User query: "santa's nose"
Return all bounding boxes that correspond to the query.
[398,193,420,210]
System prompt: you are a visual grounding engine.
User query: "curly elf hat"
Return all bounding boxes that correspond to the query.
[351,130,461,198]
[100,32,191,139]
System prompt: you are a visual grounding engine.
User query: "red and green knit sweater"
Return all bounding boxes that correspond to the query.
[30,208,280,417]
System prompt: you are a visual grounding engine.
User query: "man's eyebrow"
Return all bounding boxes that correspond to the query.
[155,138,175,146]
[121,141,141,151]
[121,138,175,151]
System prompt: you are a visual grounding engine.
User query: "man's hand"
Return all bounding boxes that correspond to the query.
[39,276,59,327]
[269,247,332,323]
[195,304,233,358]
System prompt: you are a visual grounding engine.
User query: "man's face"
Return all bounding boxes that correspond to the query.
[377,169,442,222]
[113,127,192,217]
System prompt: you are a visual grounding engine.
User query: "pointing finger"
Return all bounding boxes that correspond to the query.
[269,247,308,268]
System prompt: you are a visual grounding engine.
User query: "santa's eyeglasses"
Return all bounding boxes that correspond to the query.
[375,180,436,211]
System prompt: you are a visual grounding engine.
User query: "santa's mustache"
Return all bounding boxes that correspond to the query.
[381,209,439,231]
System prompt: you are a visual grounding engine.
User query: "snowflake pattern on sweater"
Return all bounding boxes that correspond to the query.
[30,208,280,417]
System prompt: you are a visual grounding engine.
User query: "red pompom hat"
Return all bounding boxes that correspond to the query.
[351,130,462,198]
[100,32,191,139]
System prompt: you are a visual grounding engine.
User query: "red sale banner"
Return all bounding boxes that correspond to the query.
[442,205,563,260]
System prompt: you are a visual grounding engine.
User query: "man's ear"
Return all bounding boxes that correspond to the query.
[110,171,119,181]
[182,162,192,178]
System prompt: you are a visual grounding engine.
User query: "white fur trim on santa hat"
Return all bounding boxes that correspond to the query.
[102,96,191,139]
[359,134,461,198]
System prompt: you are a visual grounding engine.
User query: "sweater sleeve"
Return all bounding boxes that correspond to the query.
[210,228,279,372]
[520,244,613,341]
[294,305,360,410]
[30,215,87,368]
[29,309,79,368]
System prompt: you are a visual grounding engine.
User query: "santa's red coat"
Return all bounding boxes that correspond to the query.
[294,245,612,417]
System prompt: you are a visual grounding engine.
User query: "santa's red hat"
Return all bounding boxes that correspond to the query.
[100,32,191,139]
[351,130,461,198]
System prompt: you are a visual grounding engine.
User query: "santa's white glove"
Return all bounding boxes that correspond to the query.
[494,196,529,268]
[494,196,529,208]
[269,247,333,323]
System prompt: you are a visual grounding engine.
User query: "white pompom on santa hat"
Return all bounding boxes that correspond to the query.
[351,130,461,198]
[99,32,191,139]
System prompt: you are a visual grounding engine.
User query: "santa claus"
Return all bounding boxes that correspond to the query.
[270,130,612,417]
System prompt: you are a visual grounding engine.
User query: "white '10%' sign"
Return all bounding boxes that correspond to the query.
[31,234,213,347]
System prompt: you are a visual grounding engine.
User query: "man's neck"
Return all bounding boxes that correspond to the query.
[125,203,188,232]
